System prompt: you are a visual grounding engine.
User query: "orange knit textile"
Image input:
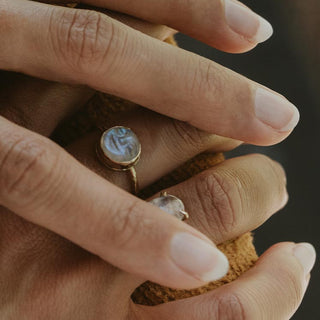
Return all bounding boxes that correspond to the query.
[53,35,258,307]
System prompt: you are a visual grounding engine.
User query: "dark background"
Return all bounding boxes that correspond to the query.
[176,1,319,319]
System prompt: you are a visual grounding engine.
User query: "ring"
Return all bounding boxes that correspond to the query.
[149,191,189,221]
[96,126,141,194]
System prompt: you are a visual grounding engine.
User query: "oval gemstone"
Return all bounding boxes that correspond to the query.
[101,127,140,165]
[150,194,186,220]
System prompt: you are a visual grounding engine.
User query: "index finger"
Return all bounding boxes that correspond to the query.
[0,116,229,289]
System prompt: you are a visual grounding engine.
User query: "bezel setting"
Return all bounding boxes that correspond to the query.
[150,192,189,221]
[97,126,141,171]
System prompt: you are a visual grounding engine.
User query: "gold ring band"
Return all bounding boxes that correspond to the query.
[128,167,139,195]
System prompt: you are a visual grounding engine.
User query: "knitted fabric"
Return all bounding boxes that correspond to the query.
[53,35,258,306]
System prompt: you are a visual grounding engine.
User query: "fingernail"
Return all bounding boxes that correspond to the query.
[170,233,229,282]
[224,0,273,43]
[280,190,289,209]
[293,243,316,275]
[255,88,300,132]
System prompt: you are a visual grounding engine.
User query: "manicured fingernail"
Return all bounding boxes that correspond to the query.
[293,243,316,275]
[280,190,289,209]
[170,233,229,282]
[255,88,300,132]
[224,0,273,43]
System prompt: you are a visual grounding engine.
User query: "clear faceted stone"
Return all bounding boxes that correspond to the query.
[101,127,140,164]
[150,195,186,220]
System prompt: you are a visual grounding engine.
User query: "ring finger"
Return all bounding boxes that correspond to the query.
[67,112,287,292]
[66,108,241,191]
[67,110,286,243]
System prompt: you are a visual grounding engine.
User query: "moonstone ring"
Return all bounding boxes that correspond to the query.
[149,192,189,221]
[96,126,141,194]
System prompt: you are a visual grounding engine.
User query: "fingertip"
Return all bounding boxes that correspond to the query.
[201,249,229,282]
[170,232,229,286]
[255,16,273,43]
[279,190,289,209]
[224,0,273,45]
[254,88,300,134]
[279,104,300,132]
[293,243,317,275]
[215,42,258,54]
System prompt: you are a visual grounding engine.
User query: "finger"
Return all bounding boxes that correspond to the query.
[0,15,174,135]
[154,153,288,244]
[137,242,316,320]
[0,116,229,289]
[0,72,94,135]
[84,151,287,292]
[77,5,177,41]
[67,108,241,191]
[1,0,299,146]
[49,0,273,53]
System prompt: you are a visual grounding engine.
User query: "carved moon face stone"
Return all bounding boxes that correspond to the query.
[100,126,141,167]
[149,194,186,221]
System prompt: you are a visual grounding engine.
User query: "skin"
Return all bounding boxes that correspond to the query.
[0,1,315,319]
[0,92,314,319]
[1,0,298,146]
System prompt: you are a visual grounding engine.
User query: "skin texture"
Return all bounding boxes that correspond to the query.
[0,0,299,146]
[0,1,315,319]
[42,0,269,53]
[0,95,314,319]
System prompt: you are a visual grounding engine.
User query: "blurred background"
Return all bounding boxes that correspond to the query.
[176,1,319,318]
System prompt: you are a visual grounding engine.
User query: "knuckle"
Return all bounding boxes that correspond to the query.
[211,293,246,320]
[188,59,223,100]
[51,9,116,73]
[0,136,53,204]
[194,171,241,239]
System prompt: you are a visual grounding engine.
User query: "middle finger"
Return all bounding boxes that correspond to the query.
[67,108,241,191]
[68,110,287,244]
[1,0,299,146]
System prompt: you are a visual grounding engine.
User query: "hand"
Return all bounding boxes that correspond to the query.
[0,7,238,290]
[0,1,313,318]
[0,0,299,146]
[0,76,315,319]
